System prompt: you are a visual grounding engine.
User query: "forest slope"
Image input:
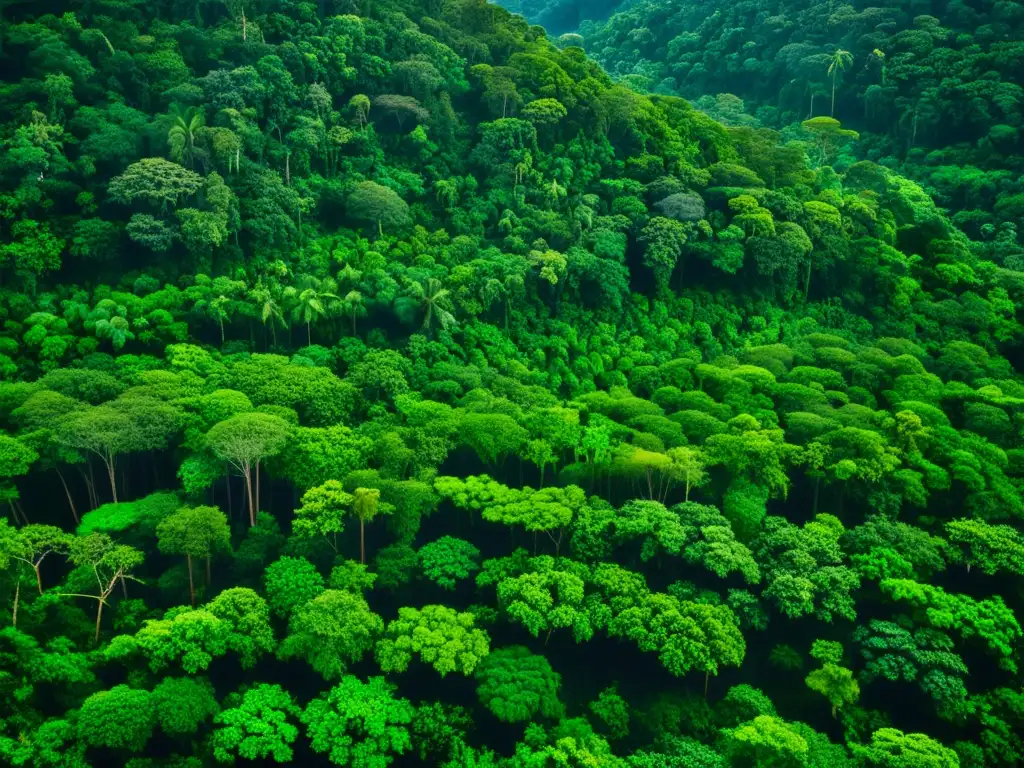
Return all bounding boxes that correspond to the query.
[506,0,1024,244]
[0,0,1021,766]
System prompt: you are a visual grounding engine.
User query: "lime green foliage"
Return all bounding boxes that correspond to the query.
[301,676,415,767]
[205,588,276,669]
[497,559,594,643]
[77,491,179,540]
[945,518,1024,576]
[850,728,960,768]
[475,646,563,723]
[880,579,1022,666]
[211,684,301,764]
[805,641,860,718]
[723,715,809,768]
[293,480,352,551]
[329,560,378,593]
[418,536,481,590]
[376,604,490,677]
[278,590,383,680]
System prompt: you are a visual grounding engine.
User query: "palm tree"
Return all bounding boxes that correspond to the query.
[286,278,339,346]
[250,281,286,349]
[209,295,231,343]
[168,105,205,167]
[827,49,854,117]
[342,290,366,335]
[409,278,456,336]
[434,179,459,209]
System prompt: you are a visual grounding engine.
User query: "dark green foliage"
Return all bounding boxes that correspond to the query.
[0,0,1018,764]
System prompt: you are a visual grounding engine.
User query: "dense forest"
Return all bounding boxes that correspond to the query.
[0,0,1022,765]
[501,0,1024,244]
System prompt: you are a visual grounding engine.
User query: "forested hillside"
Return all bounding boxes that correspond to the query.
[0,0,1022,766]
[506,0,1024,242]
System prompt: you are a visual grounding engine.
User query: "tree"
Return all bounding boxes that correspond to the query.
[666,446,708,502]
[419,536,481,590]
[206,587,276,669]
[293,480,353,553]
[723,715,810,768]
[475,646,564,722]
[880,579,1022,663]
[376,605,491,677]
[250,281,287,349]
[804,640,859,717]
[0,433,37,514]
[301,675,415,767]
[459,415,528,466]
[212,684,302,764]
[352,487,382,564]
[157,505,231,605]
[945,518,1024,575]
[56,406,143,503]
[852,619,968,720]
[589,684,630,741]
[168,105,205,167]
[278,589,383,680]
[850,728,959,768]
[10,524,69,594]
[342,290,366,336]
[108,157,203,211]
[287,279,338,345]
[65,534,144,643]
[406,278,456,335]
[264,556,325,617]
[347,181,411,237]
[77,685,156,752]
[206,413,290,525]
[126,608,230,674]
[497,563,593,644]
[827,50,854,117]
[153,676,220,737]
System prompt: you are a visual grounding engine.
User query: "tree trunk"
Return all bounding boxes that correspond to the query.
[104,457,118,503]
[12,582,18,627]
[187,553,195,606]
[56,469,78,524]
[255,459,261,517]
[94,600,104,644]
[244,467,255,526]
[34,564,42,594]
[831,71,837,117]
[705,670,710,697]
[206,555,212,585]
[307,321,312,346]
[360,518,366,564]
